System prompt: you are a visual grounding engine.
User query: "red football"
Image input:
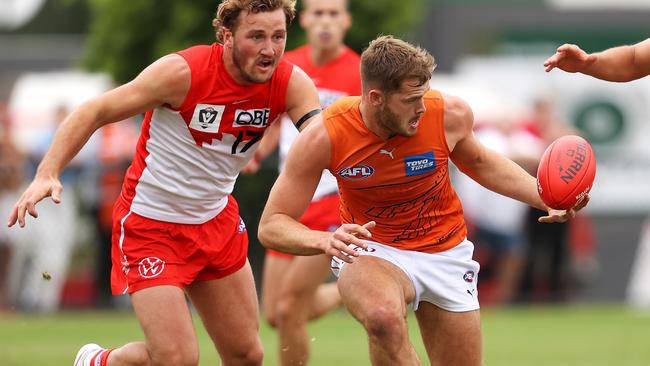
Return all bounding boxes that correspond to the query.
[536,135,596,210]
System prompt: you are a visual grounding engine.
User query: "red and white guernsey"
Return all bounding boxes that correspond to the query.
[119,43,293,224]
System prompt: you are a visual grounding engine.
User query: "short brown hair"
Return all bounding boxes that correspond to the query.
[213,0,297,42]
[360,36,436,94]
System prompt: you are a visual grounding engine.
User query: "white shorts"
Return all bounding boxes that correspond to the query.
[331,239,480,312]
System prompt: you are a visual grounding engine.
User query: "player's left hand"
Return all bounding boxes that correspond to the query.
[539,195,590,223]
[325,221,376,263]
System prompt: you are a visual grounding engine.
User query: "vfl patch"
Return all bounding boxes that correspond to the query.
[404,152,436,176]
[189,104,225,133]
[138,257,165,278]
[463,270,475,283]
[338,164,375,180]
[233,108,270,128]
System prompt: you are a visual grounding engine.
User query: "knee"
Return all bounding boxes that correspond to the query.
[362,306,407,345]
[264,311,278,329]
[221,341,264,366]
[149,342,199,366]
[275,294,306,327]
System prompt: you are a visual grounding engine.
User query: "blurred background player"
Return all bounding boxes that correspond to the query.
[544,38,650,82]
[242,0,360,364]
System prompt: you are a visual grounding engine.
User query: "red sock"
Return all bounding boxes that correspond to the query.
[89,348,114,366]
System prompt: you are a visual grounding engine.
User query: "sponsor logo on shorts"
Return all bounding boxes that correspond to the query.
[352,245,377,253]
[233,108,270,128]
[138,257,165,278]
[189,104,225,133]
[338,164,375,180]
[238,217,247,233]
[463,270,475,283]
[404,152,436,176]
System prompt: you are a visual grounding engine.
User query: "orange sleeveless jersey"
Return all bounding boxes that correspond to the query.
[323,90,467,253]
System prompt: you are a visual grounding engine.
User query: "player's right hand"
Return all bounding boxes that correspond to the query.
[7,177,63,228]
[543,44,597,73]
[325,221,376,263]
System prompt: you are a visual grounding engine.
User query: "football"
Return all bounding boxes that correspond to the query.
[536,135,596,210]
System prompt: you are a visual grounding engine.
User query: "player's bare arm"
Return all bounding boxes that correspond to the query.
[284,65,322,131]
[544,38,650,82]
[258,118,374,262]
[445,94,583,223]
[7,54,191,228]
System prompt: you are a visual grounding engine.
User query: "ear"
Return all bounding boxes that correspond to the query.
[222,27,233,48]
[299,10,308,29]
[342,12,352,31]
[368,89,384,107]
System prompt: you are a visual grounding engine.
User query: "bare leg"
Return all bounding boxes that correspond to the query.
[262,254,292,328]
[415,302,482,366]
[275,254,337,366]
[107,285,199,366]
[186,261,263,366]
[337,256,419,366]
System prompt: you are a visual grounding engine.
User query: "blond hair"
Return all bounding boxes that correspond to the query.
[213,0,297,42]
[361,36,436,94]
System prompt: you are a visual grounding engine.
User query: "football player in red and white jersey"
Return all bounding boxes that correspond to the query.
[242,1,359,364]
[7,1,321,365]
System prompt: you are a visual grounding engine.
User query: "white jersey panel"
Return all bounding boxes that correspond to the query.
[279,116,338,200]
[131,108,251,224]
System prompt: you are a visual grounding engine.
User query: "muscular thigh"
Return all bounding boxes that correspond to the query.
[131,285,198,353]
[337,256,415,320]
[186,260,259,353]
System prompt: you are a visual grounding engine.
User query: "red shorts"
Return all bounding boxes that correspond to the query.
[110,195,248,295]
[267,193,341,259]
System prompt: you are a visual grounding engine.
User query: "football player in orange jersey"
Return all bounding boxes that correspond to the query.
[544,38,650,81]
[260,36,587,365]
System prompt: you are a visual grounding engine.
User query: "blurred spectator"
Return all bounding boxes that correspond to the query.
[0,103,25,310]
[456,113,542,306]
[3,105,81,312]
[516,97,596,303]
[92,118,138,308]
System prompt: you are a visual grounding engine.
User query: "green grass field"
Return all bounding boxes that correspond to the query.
[1,305,649,365]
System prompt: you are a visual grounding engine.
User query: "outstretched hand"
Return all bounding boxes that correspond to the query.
[7,177,63,228]
[544,44,597,73]
[538,195,590,224]
[324,221,376,263]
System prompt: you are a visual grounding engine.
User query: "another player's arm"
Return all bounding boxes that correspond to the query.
[258,119,373,262]
[544,39,650,82]
[284,65,322,131]
[8,54,191,227]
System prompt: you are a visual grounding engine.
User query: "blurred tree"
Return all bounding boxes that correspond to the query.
[81,0,428,84]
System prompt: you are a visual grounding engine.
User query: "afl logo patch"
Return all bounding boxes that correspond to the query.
[338,164,375,180]
[189,104,225,133]
[463,270,475,283]
[138,257,165,278]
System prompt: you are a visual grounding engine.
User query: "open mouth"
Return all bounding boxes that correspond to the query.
[257,59,274,71]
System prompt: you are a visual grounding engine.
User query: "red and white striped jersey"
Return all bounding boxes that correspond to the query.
[119,43,293,224]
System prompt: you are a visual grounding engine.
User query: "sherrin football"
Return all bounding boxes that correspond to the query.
[536,135,596,210]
